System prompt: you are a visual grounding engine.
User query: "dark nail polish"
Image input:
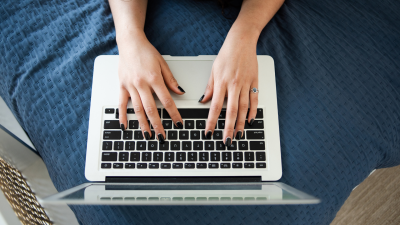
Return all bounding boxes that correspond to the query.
[225,137,231,147]
[176,121,184,129]
[120,124,125,131]
[158,133,165,144]
[206,130,212,139]
[178,86,185,93]
[236,131,242,140]
[144,131,150,140]
[250,118,255,126]
[198,95,205,102]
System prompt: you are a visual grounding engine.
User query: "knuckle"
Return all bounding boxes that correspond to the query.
[145,106,156,115]
[168,76,177,84]
[226,106,238,117]
[133,105,143,114]
[162,98,174,109]
[151,123,162,130]
[210,104,221,113]
[147,72,160,83]
[239,103,248,111]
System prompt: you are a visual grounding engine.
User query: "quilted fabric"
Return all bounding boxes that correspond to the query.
[1,0,399,224]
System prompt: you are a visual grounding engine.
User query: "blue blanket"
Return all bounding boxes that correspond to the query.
[1,0,399,224]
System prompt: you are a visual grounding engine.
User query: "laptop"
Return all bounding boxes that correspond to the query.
[41,55,320,205]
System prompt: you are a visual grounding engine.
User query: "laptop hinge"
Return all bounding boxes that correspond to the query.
[105,176,262,183]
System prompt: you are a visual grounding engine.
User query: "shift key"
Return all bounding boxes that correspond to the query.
[246,131,264,139]
[103,131,121,140]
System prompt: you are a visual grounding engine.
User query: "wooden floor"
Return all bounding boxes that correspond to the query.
[331,165,400,225]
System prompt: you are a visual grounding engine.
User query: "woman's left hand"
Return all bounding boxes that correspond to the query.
[200,28,259,146]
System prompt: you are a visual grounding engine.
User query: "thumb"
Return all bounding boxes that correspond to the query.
[160,58,185,95]
[199,72,214,103]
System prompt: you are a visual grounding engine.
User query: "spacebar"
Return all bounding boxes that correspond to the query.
[163,108,209,118]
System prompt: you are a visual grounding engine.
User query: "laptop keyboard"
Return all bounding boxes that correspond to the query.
[100,108,267,170]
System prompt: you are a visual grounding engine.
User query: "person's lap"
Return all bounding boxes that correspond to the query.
[0,0,399,224]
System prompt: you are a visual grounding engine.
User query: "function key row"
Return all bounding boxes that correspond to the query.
[101,162,267,169]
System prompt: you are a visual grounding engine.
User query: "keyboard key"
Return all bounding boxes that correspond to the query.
[129,120,138,129]
[219,109,226,119]
[125,163,135,169]
[149,163,159,169]
[190,130,200,139]
[213,131,223,140]
[222,152,232,161]
[185,163,195,169]
[104,120,120,129]
[233,152,243,161]
[205,141,214,150]
[125,141,135,150]
[210,152,220,161]
[142,152,151,161]
[162,120,172,129]
[103,131,121,140]
[185,120,195,129]
[149,130,156,140]
[202,131,210,140]
[137,141,146,150]
[250,141,265,150]
[235,132,245,140]
[168,131,178,140]
[244,120,264,129]
[161,163,171,169]
[163,109,209,119]
[127,108,135,114]
[113,163,123,169]
[244,152,254,161]
[256,163,266,168]
[188,152,197,161]
[115,109,119,119]
[130,152,140,161]
[239,141,248,150]
[101,163,111,169]
[105,108,114,114]
[216,141,225,150]
[176,152,186,161]
[173,163,183,169]
[193,141,203,150]
[182,141,192,150]
[153,152,163,161]
[171,141,180,150]
[246,108,263,118]
[102,141,112,150]
[102,152,117,161]
[246,131,264,139]
[256,152,266,161]
[196,163,207,168]
[218,120,225,129]
[227,141,237,150]
[123,131,133,140]
[232,163,243,168]
[119,152,129,161]
[137,163,147,169]
[148,141,158,150]
[165,152,175,161]
[208,163,219,169]
[134,131,144,140]
[159,141,169,150]
[220,163,230,168]
[114,141,124,150]
[244,163,255,168]
[179,131,189,140]
[196,120,206,129]
[199,152,209,161]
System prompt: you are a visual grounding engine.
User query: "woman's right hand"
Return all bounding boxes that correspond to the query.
[117,32,184,142]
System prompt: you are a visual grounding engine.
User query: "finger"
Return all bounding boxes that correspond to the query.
[159,58,185,95]
[199,72,214,103]
[235,87,250,140]
[136,86,165,143]
[223,87,240,146]
[118,87,129,131]
[248,80,259,125]
[152,79,183,129]
[205,83,226,138]
[126,86,152,140]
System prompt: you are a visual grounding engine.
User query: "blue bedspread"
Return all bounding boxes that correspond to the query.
[1,0,399,224]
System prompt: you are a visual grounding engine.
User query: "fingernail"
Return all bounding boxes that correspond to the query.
[178,86,185,93]
[120,124,125,131]
[250,118,255,126]
[206,130,212,139]
[157,133,165,144]
[176,121,183,129]
[236,131,242,140]
[144,131,150,140]
[225,137,231,147]
[198,95,205,102]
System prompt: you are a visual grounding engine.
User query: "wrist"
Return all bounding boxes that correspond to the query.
[116,29,147,47]
[225,21,260,47]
